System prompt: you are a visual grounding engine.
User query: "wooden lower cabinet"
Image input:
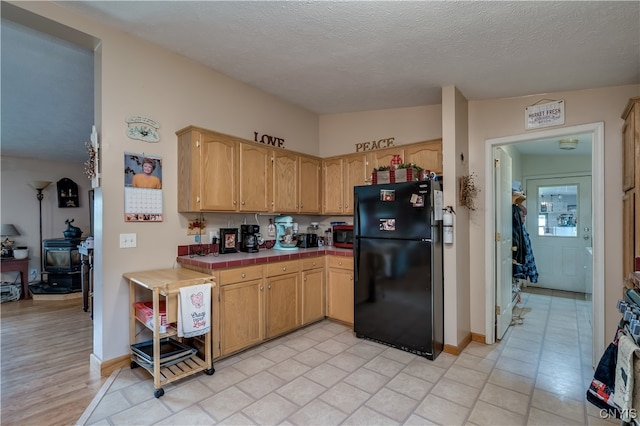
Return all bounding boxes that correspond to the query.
[219,279,264,356]
[301,257,326,325]
[265,273,301,338]
[205,256,353,358]
[326,256,354,325]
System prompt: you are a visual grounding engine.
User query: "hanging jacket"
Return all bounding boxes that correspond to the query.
[512,204,526,265]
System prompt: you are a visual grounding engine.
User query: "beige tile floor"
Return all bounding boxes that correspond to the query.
[81,289,618,425]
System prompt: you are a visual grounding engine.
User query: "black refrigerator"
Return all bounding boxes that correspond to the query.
[353,180,444,360]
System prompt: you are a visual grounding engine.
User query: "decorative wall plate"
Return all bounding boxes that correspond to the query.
[126,115,160,142]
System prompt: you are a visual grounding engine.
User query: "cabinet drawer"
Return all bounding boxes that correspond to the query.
[266,260,300,277]
[328,256,353,270]
[219,265,263,285]
[301,257,325,270]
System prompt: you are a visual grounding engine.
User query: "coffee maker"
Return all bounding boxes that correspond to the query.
[240,224,260,253]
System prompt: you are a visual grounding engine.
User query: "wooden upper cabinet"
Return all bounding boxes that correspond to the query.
[622,97,640,281]
[177,129,199,212]
[323,158,345,214]
[367,148,405,171]
[239,142,271,212]
[200,134,238,211]
[622,99,639,192]
[272,150,299,212]
[299,155,321,213]
[405,140,443,174]
[343,154,367,214]
[177,127,238,212]
[178,126,442,215]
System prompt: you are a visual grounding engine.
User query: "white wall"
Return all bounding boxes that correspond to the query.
[468,84,640,348]
[1,157,90,283]
[11,1,320,364]
[319,105,442,157]
[522,154,591,176]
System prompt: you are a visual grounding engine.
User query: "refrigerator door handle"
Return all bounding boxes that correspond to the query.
[353,189,360,283]
[354,192,360,236]
[354,238,360,282]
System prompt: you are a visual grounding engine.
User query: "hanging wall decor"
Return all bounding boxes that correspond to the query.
[84,125,100,188]
[124,152,163,222]
[126,115,160,142]
[57,178,79,208]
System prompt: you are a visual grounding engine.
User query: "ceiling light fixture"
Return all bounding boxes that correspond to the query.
[559,138,579,150]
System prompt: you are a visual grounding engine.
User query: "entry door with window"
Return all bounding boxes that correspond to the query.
[526,176,592,293]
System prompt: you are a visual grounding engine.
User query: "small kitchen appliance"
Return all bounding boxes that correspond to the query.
[274,216,298,250]
[332,225,354,248]
[297,233,318,248]
[240,224,260,253]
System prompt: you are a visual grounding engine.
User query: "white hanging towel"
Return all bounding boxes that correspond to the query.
[614,333,640,421]
[178,283,211,338]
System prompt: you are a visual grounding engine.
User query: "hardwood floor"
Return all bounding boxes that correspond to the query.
[1,298,106,425]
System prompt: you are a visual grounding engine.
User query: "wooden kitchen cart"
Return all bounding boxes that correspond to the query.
[124,268,215,398]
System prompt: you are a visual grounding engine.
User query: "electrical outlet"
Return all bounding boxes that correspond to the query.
[30,269,38,279]
[119,233,137,248]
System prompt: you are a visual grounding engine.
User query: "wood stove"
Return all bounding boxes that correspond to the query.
[42,238,82,290]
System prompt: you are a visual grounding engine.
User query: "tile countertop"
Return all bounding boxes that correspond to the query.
[176,247,352,271]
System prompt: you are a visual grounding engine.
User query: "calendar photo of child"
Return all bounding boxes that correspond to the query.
[124,152,164,222]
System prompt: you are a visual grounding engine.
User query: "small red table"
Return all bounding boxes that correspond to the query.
[1,257,30,299]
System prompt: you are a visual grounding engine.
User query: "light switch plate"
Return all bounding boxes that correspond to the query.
[119,233,137,248]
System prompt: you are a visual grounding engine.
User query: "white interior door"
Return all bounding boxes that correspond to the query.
[495,147,513,339]
[526,176,592,292]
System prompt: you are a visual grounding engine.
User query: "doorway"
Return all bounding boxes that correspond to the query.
[484,122,605,367]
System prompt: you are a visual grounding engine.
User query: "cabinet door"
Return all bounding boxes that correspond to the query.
[404,141,443,174]
[265,273,300,338]
[239,142,271,212]
[177,130,199,212]
[272,150,299,212]
[302,269,325,325]
[624,189,638,281]
[219,280,264,355]
[367,149,405,171]
[200,134,238,211]
[622,109,635,192]
[327,268,354,325]
[343,154,367,214]
[299,156,321,213]
[323,158,344,214]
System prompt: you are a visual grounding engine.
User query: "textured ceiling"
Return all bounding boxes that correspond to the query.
[1,1,638,163]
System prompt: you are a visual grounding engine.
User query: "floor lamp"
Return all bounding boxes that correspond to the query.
[28,181,52,285]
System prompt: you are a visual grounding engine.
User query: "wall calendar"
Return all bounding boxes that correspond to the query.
[124,152,163,222]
